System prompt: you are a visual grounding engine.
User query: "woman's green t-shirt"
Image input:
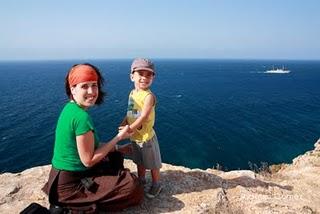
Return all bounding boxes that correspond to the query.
[52,102,99,171]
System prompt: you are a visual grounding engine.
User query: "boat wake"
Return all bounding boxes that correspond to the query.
[264,67,291,74]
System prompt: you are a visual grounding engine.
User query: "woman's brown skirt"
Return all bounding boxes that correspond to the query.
[42,152,144,213]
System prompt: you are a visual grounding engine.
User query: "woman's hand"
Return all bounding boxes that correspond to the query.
[118,125,132,131]
[117,125,132,141]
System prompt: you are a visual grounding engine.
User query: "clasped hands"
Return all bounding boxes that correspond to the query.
[117,125,133,140]
[115,125,134,154]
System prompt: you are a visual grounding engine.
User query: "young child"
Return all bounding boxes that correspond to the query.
[119,58,162,199]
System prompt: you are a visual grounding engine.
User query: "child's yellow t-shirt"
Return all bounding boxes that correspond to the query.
[127,89,155,142]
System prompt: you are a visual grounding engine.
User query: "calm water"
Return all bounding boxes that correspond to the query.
[1,59,320,173]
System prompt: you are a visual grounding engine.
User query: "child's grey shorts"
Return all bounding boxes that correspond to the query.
[131,134,162,170]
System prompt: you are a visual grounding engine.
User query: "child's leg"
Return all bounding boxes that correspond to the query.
[150,168,160,184]
[137,165,147,185]
[146,168,162,198]
[137,164,146,179]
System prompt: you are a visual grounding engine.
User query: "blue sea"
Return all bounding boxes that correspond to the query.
[1,59,320,173]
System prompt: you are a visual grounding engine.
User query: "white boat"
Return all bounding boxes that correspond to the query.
[265,66,290,74]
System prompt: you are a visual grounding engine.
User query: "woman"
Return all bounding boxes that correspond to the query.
[43,63,144,213]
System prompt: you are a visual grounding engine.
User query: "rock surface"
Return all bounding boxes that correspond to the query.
[1,139,320,213]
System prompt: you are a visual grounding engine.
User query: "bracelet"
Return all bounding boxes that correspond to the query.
[115,144,119,151]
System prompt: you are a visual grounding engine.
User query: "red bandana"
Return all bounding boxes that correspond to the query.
[68,65,98,87]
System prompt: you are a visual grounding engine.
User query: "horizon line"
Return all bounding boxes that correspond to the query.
[1,57,320,62]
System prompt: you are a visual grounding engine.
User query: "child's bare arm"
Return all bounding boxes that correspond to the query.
[129,93,155,131]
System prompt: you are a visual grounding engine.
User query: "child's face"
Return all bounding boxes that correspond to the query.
[131,70,155,90]
[71,81,99,109]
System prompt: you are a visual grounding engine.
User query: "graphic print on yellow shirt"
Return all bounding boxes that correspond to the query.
[127,89,155,142]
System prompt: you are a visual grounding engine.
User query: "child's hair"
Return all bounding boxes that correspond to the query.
[64,63,106,105]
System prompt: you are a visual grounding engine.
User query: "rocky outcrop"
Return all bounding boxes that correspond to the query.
[1,139,320,213]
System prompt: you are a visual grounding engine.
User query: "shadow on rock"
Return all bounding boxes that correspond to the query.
[116,167,293,213]
[161,169,292,195]
[120,194,185,214]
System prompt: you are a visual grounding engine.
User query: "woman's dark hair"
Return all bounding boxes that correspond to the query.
[65,63,106,105]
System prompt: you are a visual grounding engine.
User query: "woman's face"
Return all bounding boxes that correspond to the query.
[71,81,99,109]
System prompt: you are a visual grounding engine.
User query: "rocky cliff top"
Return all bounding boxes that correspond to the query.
[1,139,320,214]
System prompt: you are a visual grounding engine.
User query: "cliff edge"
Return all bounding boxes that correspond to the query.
[1,139,319,214]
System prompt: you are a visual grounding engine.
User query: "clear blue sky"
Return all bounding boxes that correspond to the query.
[1,0,319,60]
